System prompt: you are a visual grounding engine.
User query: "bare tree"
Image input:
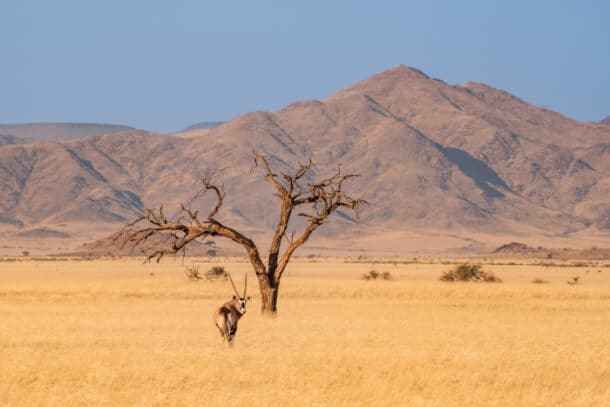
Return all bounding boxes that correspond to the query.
[120,152,366,315]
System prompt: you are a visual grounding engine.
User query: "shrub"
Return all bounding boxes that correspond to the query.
[362,270,392,280]
[184,265,203,280]
[531,278,549,284]
[567,276,580,285]
[205,265,228,281]
[572,261,590,267]
[440,262,501,283]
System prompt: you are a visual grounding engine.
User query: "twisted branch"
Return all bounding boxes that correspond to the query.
[251,152,367,281]
[117,176,266,276]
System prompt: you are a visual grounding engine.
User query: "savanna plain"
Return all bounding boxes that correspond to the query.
[1,257,609,406]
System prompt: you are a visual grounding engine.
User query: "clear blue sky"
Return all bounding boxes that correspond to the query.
[1,0,609,133]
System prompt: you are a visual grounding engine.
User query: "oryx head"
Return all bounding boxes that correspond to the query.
[228,273,250,314]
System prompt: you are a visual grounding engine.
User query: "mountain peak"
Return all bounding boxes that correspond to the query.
[601,116,610,125]
[328,65,432,100]
[376,65,430,80]
[360,65,431,88]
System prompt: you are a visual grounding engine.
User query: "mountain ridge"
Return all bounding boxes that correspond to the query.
[0,122,135,141]
[1,66,608,256]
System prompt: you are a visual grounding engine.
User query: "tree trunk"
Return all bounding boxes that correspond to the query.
[258,274,280,316]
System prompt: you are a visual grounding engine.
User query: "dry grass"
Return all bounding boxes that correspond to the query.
[1,257,609,406]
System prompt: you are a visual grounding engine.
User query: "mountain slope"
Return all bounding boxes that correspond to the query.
[1,66,609,255]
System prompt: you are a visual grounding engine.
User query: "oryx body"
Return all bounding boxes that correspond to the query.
[214,273,250,344]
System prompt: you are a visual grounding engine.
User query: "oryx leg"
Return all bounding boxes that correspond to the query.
[215,322,228,341]
[225,313,238,344]
[214,312,230,341]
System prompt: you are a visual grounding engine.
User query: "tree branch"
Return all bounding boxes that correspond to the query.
[251,152,288,196]
[269,163,367,281]
[252,154,324,276]
[119,177,267,275]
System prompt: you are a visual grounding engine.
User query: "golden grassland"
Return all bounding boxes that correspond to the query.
[1,257,609,406]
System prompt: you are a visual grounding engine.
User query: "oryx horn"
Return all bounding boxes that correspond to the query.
[227,274,241,298]
[243,272,247,297]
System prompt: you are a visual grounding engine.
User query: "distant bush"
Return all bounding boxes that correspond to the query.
[440,263,501,283]
[567,276,580,286]
[362,270,392,280]
[572,261,590,267]
[531,278,549,284]
[184,265,203,280]
[205,266,228,281]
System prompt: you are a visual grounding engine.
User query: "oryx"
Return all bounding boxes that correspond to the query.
[213,273,250,344]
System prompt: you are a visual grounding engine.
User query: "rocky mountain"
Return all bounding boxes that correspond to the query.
[1,66,609,256]
[601,116,610,125]
[491,241,610,259]
[0,122,134,142]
